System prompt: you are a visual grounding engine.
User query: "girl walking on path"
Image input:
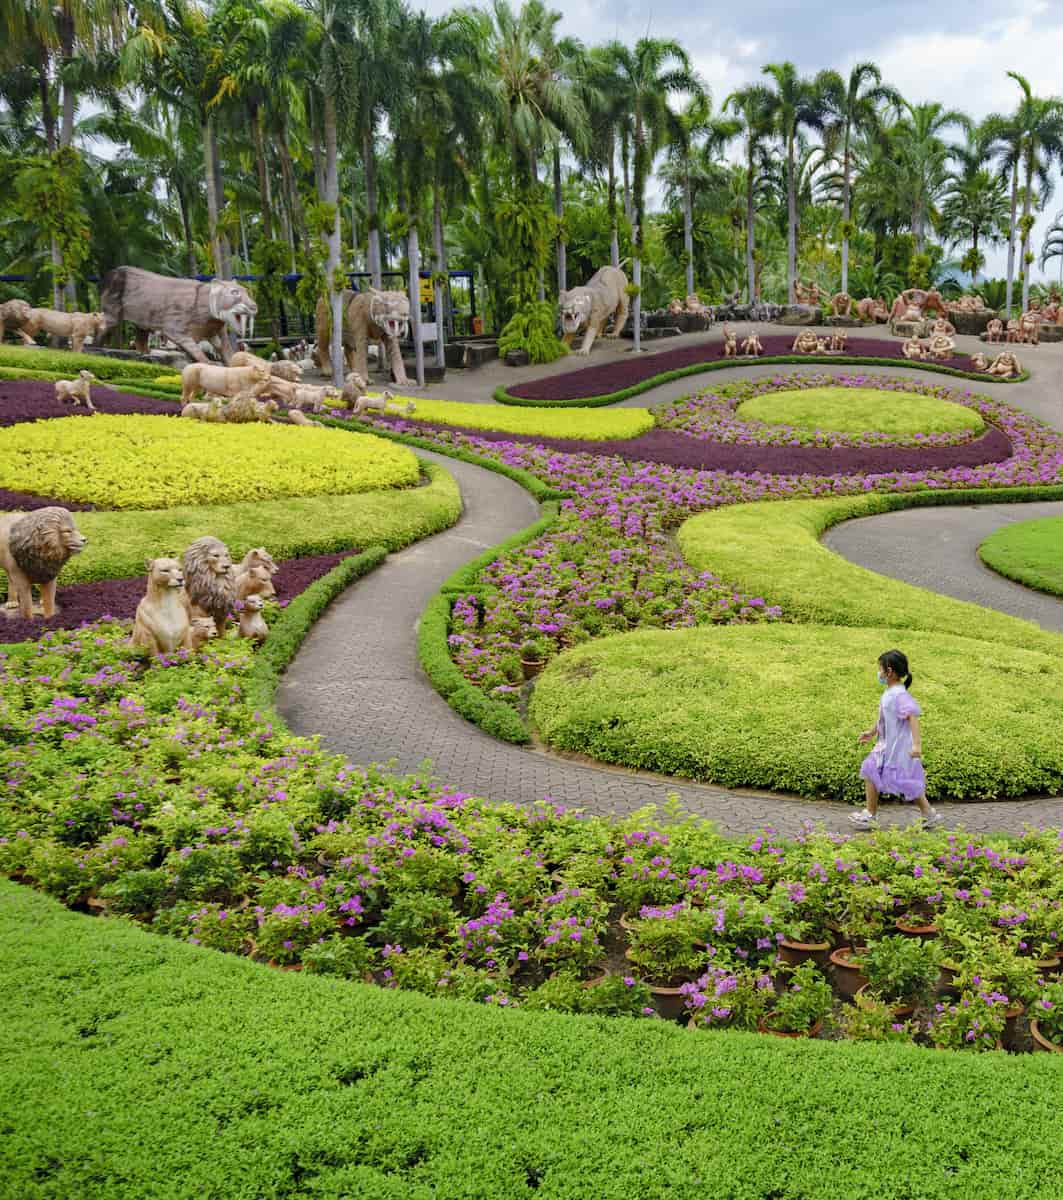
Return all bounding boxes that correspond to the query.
[849,649,944,831]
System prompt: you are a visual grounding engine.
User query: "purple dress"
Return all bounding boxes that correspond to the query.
[859,684,926,801]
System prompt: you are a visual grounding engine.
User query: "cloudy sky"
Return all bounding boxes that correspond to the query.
[418,0,1063,283]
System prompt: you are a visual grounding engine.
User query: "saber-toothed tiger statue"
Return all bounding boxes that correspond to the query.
[315,288,411,385]
[558,266,629,355]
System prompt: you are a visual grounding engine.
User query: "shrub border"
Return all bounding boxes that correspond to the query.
[493,355,1030,408]
[0,365,181,403]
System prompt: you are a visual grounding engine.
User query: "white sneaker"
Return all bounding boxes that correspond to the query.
[918,808,945,829]
[847,808,878,830]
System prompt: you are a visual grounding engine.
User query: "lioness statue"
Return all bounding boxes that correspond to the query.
[130,558,193,657]
[0,507,88,619]
[315,288,410,385]
[180,360,271,405]
[558,266,629,356]
[10,307,106,353]
[100,266,257,363]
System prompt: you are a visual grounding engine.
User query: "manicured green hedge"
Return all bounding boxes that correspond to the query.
[493,355,1029,408]
[979,514,1063,598]
[31,461,461,584]
[737,386,984,437]
[0,345,174,381]
[440,500,561,594]
[529,624,1063,803]
[317,414,570,502]
[0,364,181,401]
[2,879,1062,1200]
[676,488,1063,658]
[417,591,530,743]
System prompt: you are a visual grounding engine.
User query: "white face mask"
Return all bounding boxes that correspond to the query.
[877,672,888,687]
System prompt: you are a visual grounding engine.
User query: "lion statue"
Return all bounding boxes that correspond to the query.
[99,266,257,363]
[130,557,192,657]
[188,616,217,652]
[1,298,33,340]
[315,288,410,386]
[182,536,237,635]
[0,507,88,620]
[558,266,629,356]
[237,547,279,579]
[181,360,271,405]
[55,370,97,411]
[10,307,106,353]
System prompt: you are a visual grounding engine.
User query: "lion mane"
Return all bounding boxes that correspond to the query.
[0,507,88,619]
[181,536,237,634]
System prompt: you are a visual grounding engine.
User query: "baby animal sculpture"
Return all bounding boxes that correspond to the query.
[188,616,217,652]
[558,266,630,356]
[986,351,1022,378]
[130,558,192,657]
[830,292,852,318]
[740,332,763,356]
[315,288,411,386]
[855,297,889,323]
[340,371,368,409]
[217,393,277,423]
[181,400,224,421]
[970,353,989,371]
[0,507,88,619]
[9,307,106,353]
[288,384,339,413]
[55,370,97,411]
[902,337,926,360]
[181,360,270,405]
[235,564,276,603]
[722,325,738,357]
[985,319,1004,343]
[348,389,416,418]
[238,593,269,645]
[237,547,279,578]
[791,330,819,354]
[269,360,302,383]
[182,536,236,635]
[287,408,313,425]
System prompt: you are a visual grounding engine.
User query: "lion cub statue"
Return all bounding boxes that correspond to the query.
[0,507,88,619]
[558,266,630,355]
[130,558,194,656]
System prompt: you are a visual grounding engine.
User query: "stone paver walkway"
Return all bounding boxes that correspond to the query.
[278,448,1063,837]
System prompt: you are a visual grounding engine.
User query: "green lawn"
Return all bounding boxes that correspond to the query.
[979,514,1063,598]
[2,879,1061,1200]
[736,387,984,437]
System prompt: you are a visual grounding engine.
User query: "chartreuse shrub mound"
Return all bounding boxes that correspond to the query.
[346,394,654,440]
[26,460,460,584]
[0,414,420,509]
[736,387,984,439]
[5,883,1063,1200]
[980,514,1063,598]
[529,624,1063,802]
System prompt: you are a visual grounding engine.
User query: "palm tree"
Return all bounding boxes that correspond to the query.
[761,62,833,303]
[583,45,628,269]
[609,37,701,351]
[664,93,737,297]
[819,62,900,294]
[724,83,773,303]
[893,101,970,257]
[981,110,1023,315]
[1039,210,1063,285]
[940,129,1008,286]
[1002,72,1063,310]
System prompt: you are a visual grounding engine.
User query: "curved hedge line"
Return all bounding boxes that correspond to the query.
[979,514,1063,599]
[493,355,1029,408]
[361,396,655,440]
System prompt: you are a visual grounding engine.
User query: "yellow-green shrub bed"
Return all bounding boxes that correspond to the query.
[736,387,984,438]
[328,394,654,440]
[530,624,1063,802]
[0,414,420,509]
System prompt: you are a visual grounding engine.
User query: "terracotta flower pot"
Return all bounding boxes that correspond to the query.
[937,962,961,994]
[1030,955,1061,977]
[86,896,111,915]
[830,946,868,1000]
[855,984,917,1019]
[895,917,938,939]
[778,937,832,968]
[521,658,544,680]
[758,1016,823,1039]
[650,983,690,1021]
[1030,1019,1063,1053]
[1003,1002,1024,1051]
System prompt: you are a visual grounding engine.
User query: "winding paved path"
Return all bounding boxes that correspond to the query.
[278,448,1063,837]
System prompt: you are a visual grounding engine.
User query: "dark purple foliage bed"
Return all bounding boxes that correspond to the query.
[0,378,176,425]
[386,418,1013,475]
[507,335,978,401]
[0,552,358,644]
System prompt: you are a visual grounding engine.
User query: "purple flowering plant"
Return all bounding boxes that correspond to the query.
[623,904,717,985]
[1031,980,1063,1042]
[532,886,610,971]
[763,961,834,1033]
[925,988,1010,1051]
[682,963,774,1031]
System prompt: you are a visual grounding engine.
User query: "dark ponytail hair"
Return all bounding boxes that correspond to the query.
[879,649,913,690]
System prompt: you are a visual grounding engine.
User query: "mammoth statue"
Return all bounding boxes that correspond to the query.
[99,267,257,363]
[315,288,411,386]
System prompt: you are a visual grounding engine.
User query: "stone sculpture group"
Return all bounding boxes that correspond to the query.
[559,266,630,355]
[315,288,411,385]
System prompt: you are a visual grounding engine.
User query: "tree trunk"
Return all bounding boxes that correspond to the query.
[432,182,446,368]
[1005,159,1018,316]
[322,94,344,387]
[607,144,619,268]
[238,205,249,271]
[841,131,851,295]
[364,129,382,289]
[251,103,273,242]
[632,255,641,353]
[408,224,425,388]
[211,129,232,278]
[745,145,756,304]
[177,182,196,277]
[633,110,644,352]
[553,146,566,295]
[202,116,226,280]
[1021,154,1034,312]
[276,122,308,256]
[683,168,695,297]
[621,134,633,225]
[787,134,797,303]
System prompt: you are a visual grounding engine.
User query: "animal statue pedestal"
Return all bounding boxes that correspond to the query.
[775,305,819,326]
[826,314,861,328]
[892,319,928,339]
[951,310,997,337]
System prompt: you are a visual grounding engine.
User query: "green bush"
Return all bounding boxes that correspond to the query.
[440,501,560,595]
[0,345,172,380]
[6,461,458,585]
[979,514,1063,598]
[3,880,1063,1199]
[528,624,1063,802]
[498,300,568,364]
[736,387,984,438]
[376,396,653,441]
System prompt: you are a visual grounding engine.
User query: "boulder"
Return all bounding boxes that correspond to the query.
[891,319,928,339]
[826,315,861,328]
[775,305,820,326]
[951,310,998,337]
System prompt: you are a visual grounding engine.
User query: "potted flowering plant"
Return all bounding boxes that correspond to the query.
[760,961,833,1038]
[624,905,715,1017]
[533,886,610,975]
[1029,981,1063,1053]
[859,935,939,1014]
[925,988,1009,1052]
[838,993,916,1044]
[520,639,548,679]
[683,964,774,1031]
[770,879,836,966]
